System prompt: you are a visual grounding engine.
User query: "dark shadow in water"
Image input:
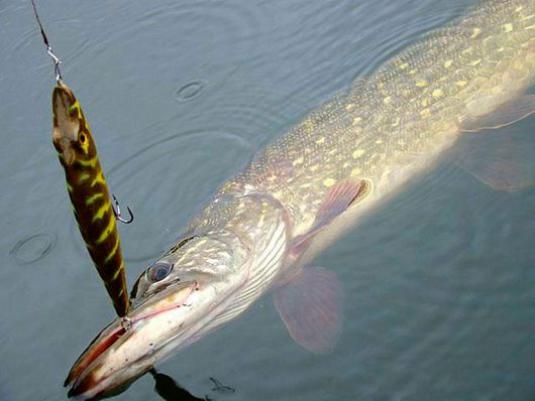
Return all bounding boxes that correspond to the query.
[150,369,236,401]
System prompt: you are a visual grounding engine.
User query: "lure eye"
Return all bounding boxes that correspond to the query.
[148,262,173,282]
[79,132,86,144]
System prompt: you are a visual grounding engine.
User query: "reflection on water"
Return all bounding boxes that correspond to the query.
[1,0,534,400]
[105,129,254,262]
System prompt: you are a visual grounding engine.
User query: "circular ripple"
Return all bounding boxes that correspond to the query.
[89,0,273,77]
[102,129,254,264]
[198,82,311,148]
[352,0,464,78]
[175,80,206,102]
[10,233,57,265]
[64,82,309,266]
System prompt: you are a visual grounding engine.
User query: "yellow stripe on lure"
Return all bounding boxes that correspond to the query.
[51,81,129,317]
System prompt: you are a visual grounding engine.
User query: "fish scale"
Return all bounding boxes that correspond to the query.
[214,0,535,237]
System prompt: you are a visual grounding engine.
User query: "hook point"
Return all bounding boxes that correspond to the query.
[112,194,134,224]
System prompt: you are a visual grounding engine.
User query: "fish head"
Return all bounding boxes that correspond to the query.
[65,231,251,400]
[51,82,95,165]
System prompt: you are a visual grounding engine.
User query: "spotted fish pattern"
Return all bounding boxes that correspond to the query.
[176,0,535,336]
[217,0,535,238]
[52,82,129,317]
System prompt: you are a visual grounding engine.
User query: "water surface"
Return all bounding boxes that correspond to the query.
[1,0,534,400]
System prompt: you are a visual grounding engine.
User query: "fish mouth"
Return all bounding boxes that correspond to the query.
[65,280,199,400]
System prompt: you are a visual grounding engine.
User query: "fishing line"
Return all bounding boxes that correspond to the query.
[30,0,63,83]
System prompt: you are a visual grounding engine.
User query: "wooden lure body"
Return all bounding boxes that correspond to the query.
[52,82,129,317]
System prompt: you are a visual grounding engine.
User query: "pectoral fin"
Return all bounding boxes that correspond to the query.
[461,95,535,133]
[291,179,370,255]
[274,266,343,353]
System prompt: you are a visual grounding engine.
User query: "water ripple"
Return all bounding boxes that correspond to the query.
[175,80,206,102]
[85,0,272,74]
[103,129,255,263]
[265,0,466,108]
[199,83,311,146]
[10,233,57,265]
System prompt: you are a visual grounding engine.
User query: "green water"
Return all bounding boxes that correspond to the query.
[1,0,534,400]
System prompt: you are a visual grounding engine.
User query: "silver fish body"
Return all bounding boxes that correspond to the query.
[66,0,535,398]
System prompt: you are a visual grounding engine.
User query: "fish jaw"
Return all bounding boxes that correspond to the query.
[65,272,245,400]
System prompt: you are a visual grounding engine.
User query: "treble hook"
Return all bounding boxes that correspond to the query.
[112,194,134,224]
[31,0,63,83]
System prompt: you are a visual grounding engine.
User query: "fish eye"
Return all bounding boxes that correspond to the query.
[79,132,86,144]
[147,262,173,282]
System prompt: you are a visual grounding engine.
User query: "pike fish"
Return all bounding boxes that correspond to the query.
[52,82,130,317]
[66,0,535,398]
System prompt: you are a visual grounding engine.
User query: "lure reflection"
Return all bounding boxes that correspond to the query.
[52,82,130,317]
[66,0,535,399]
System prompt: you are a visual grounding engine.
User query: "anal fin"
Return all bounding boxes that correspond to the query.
[274,266,343,353]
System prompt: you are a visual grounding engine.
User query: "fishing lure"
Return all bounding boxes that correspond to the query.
[31,0,131,317]
[51,82,131,317]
